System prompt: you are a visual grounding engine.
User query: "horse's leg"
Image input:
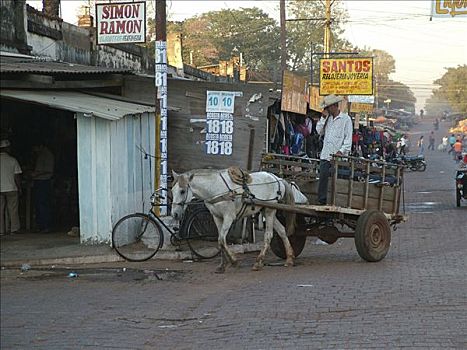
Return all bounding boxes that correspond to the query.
[211,215,227,274]
[273,217,295,267]
[253,208,275,271]
[218,214,237,267]
[212,214,237,272]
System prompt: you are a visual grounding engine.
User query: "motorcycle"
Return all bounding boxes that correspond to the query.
[389,154,427,172]
[456,169,467,207]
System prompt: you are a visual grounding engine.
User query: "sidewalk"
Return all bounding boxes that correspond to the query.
[0,231,263,268]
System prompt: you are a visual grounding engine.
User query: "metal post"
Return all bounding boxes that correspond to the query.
[280,0,287,79]
[324,0,331,58]
[155,0,168,215]
[310,42,313,86]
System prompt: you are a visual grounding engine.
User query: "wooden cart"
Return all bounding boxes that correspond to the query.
[257,153,407,262]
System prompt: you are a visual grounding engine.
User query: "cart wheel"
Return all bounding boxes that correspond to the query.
[354,210,391,262]
[270,232,306,259]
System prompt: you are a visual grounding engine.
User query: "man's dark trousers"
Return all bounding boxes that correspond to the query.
[34,179,52,231]
[318,160,332,205]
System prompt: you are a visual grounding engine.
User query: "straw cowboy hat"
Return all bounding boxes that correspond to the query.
[0,140,11,148]
[321,94,344,109]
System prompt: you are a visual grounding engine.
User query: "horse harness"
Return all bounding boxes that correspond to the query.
[201,170,283,221]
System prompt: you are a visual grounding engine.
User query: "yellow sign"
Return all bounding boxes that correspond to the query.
[431,0,467,17]
[350,102,374,113]
[319,58,373,95]
[309,85,324,112]
[281,70,308,115]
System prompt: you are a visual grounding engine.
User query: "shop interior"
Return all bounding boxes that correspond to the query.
[1,98,79,233]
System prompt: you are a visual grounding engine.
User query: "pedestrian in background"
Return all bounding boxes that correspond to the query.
[453,139,463,163]
[399,135,407,155]
[417,135,424,155]
[32,141,54,233]
[0,140,22,235]
[442,136,448,152]
[428,131,435,151]
[448,134,456,154]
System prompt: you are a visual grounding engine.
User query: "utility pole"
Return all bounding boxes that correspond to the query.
[324,0,332,57]
[280,0,287,80]
[155,0,168,215]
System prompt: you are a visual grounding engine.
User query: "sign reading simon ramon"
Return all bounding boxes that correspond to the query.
[319,58,373,96]
[96,2,146,44]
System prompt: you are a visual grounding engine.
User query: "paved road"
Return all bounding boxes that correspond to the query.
[1,120,466,349]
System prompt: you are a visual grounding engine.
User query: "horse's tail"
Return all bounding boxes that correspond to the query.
[281,180,296,237]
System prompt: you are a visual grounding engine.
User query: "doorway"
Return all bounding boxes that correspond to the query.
[1,98,79,232]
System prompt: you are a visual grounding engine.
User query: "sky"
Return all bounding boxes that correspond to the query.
[27,0,467,111]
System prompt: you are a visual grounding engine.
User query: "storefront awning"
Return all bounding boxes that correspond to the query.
[0,90,155,120]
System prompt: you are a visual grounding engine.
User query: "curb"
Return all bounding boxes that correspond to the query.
[1,243,262,268]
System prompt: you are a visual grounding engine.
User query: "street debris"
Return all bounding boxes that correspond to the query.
[20,264,31,272]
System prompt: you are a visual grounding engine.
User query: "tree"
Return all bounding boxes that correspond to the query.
[358,48,395,83]
[165,8,280,73]
[286,0,352,76]
[433,65,467,114]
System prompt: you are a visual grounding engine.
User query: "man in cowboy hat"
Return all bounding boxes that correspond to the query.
[316,95,353,205]
[0,140,22,235]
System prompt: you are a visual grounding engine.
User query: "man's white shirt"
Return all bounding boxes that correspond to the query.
[0,152,22,192]
[316,112,353,161]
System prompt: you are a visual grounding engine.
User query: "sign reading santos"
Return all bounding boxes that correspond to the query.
[319,58,373,96]
[96,2,146,44]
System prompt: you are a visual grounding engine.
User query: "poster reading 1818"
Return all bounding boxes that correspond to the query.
[205,91,235,156]
[205,112,234,155]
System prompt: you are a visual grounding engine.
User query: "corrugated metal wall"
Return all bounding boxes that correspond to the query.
[77,112,155,243]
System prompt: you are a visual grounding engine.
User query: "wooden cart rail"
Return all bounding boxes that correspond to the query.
[261,153,405,216]
[245,198,407,224]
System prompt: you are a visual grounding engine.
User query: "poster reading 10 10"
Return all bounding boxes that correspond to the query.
[205,91,235,156]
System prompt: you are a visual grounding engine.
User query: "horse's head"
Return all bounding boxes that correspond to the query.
[171,170,194,221]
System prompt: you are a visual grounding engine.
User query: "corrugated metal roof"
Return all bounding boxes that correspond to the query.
[0,90,155,120]
[0,56,132,75]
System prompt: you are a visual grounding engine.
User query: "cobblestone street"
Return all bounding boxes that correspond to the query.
[1,120,466,349]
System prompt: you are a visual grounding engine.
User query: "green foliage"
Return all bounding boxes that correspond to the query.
[358,48,395,83]
[286,0,352,76]
[433,65,467,114]
[169,8,280,72]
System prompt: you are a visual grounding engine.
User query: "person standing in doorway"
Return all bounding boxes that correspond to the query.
[0,140,22,235]
[32,142,54,233]
[316,95,353,205]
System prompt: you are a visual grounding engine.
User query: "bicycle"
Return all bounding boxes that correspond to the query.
[112,188,220,262]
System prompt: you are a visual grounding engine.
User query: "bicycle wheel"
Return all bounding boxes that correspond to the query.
[112,213,163,262]
[183,206,220,259]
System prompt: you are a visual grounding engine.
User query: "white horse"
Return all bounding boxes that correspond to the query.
[171,169,307,273]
